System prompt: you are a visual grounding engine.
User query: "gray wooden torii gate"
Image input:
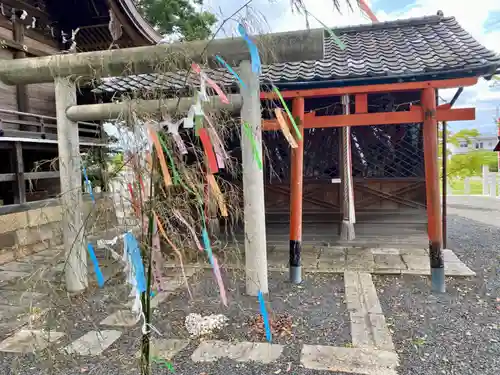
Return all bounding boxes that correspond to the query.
[0,33,323,295]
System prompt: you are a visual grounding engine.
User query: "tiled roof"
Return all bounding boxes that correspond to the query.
[94,15,500,94]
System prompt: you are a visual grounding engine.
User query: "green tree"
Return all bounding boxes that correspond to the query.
[135,0,217,41]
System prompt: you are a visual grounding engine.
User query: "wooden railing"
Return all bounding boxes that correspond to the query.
[0,108,104,145]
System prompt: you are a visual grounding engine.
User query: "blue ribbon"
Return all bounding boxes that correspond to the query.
[82,165,95,204]
[258,290,272,342]
[87,243,104,288]
[215,55,247,89]
[201,228,214,267]
[238,24,261,74]
[124,232,146,293]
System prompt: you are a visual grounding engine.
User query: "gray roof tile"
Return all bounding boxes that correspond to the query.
[95,15,500,94]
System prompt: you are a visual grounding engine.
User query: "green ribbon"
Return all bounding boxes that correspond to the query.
[242,122,263,170]
[158,133,181,185]
[306,11,346,50]
[272,86,302,141]
[151,357,175,372]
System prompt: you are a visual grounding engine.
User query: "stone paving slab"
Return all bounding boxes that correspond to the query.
[0,270,30,283]
[191,340,284,364]
[100,310,138,327]
[300,345,399,374]
[0,262,38,273]
[62,330,122,356]
[0,329,65,353]
[135,338,189,359]
[344,272,395,352]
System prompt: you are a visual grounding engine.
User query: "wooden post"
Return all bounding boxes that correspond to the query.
[482,165,489,196]
[464,177,471,195]
[340,95,355,241]
[422,87,444,293]
[14,142,26,204]
[442,121,447,249]
[12,14,29,128]
[239,60,268,296]
[55,76,88,293]
[289,97,304,284]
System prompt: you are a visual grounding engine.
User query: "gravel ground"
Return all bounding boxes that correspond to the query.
[153,270,350,346]
[374,214,500,375]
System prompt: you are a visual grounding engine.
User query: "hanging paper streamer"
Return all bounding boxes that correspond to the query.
[238,24,261,74]
[305,11,346,50]
[359,0,379,23]
[204,114,229,160]
[199,128,219,174]
[191,63,230,104]
[82,166,95,204]
[258,290,272,342]
[207,174,228,217]
[145,122,173,188]
[272,86,302,141]
[183,106,195,129]
[157,134,181,185]
[154,212,193,299]
[87,243,104,288]
[242,122,263,170]
[275,108,298,148]
[172,209,203,251]
[215,55,246,89]
[201,228,227,306]
[208,129,225,169]
[164,118,188,155]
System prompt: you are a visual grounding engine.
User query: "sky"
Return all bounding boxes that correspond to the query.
[199,0,500,135]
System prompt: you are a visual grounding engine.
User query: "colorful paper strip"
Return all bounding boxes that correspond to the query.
[272,86,302,141]
[191,63,230,104]
[82,166,95,204]
[87,243,104,288]
[242,121,263,170]
[275,108,298,148]
[215,55,246,89]
[258,290,272,342]
[207,173,228,217]
[306,11,346,50]
[145,122,173,188]
[238,24,261,74]
[199,128,219,174]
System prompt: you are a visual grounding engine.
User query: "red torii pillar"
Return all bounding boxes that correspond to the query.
[422,87,445,292]
[289,97,305,284]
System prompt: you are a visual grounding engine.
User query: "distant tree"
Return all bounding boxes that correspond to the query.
[134,0,217,41]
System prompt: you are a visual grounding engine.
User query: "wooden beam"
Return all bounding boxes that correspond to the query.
[355,94,368,113]
[260,77,478,99]
[262,107,475,130]
[0,28,324,85]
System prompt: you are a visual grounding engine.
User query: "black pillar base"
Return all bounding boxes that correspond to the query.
[289,240,302,284]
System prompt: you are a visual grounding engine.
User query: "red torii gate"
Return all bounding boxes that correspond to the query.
[261,76,478,292]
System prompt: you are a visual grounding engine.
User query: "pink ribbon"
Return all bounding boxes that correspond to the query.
[191,63,229,104]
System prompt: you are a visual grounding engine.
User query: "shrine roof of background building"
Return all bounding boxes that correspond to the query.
[94,14,500,94]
